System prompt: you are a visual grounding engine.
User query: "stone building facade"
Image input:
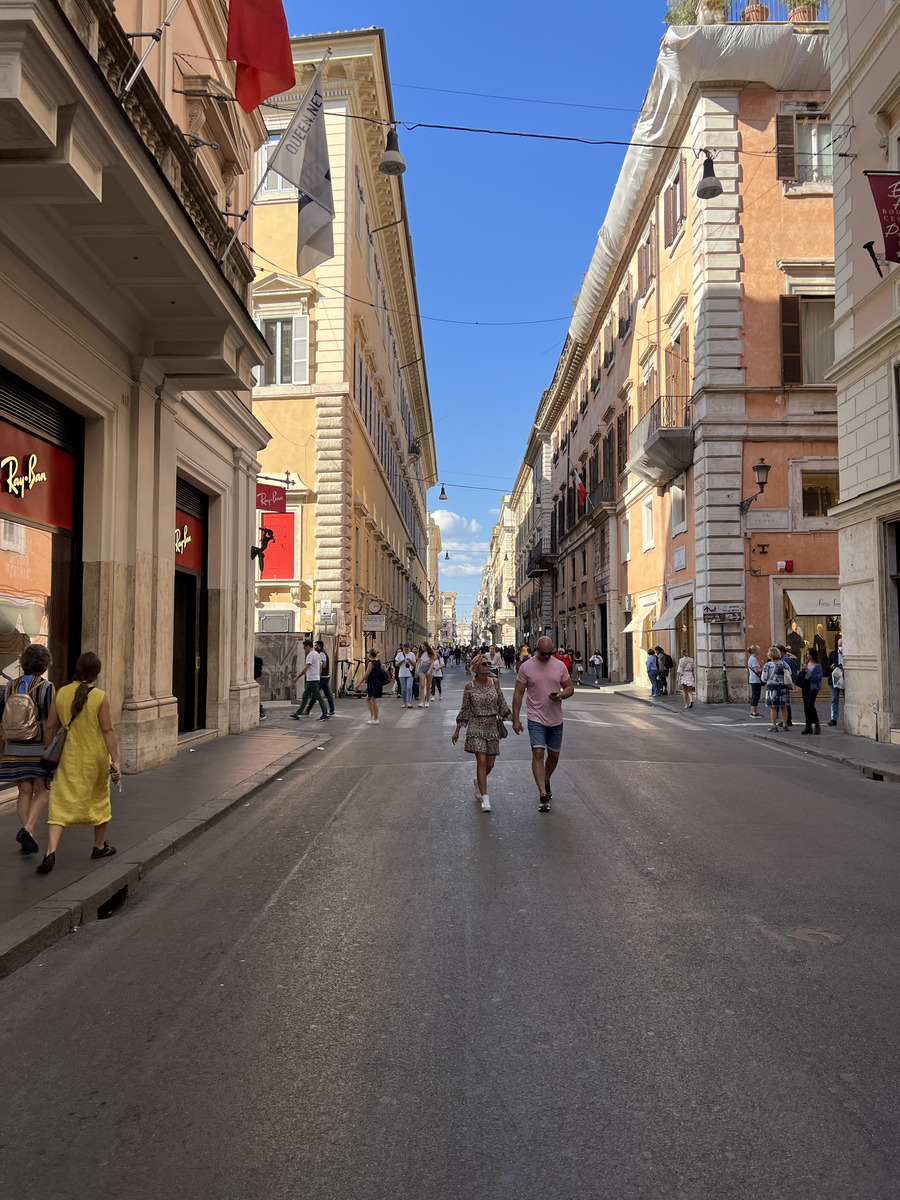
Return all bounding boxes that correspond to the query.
[508,22,840,701]
[0,0,271,769]
[251,32,436,676]
[829,0,900,740]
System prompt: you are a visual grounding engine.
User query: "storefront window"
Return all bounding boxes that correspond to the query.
[801,470,838,517]
[783,591,840,662]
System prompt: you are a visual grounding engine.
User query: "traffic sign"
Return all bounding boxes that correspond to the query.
[702,605,743,623]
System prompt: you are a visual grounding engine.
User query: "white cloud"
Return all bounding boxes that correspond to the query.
[487,507,500,516]
[432,509,482,538]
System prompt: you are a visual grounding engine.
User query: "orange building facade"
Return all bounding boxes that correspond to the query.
[514,22,839,703]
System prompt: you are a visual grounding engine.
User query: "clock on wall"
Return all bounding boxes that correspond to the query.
[367,600,383,614]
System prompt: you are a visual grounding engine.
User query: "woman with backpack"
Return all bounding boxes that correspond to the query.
[35,652,121,875]
[0,643,57,856]
[761,646,792,732]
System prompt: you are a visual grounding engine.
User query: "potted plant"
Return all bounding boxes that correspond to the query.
[741,3,769,20]
[664,0,731,23]
[788,0,822,22]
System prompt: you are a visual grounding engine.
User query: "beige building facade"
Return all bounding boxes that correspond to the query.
[508,21,839,701]
[426,514,442,643]
[829,0,900,741]
[0,0,271,770]
[251,32,436,683]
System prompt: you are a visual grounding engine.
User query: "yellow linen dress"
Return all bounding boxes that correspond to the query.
[48,684,111,828]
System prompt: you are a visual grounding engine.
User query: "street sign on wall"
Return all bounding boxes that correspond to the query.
[362,614,386,632]
[702,605,743,623]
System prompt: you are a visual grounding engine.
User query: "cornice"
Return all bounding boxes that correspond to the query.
[830,4,900,110]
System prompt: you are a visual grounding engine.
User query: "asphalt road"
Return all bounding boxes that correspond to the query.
[2,669,899,1199]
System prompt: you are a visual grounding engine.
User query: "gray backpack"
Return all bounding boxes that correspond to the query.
[1,677,44,743]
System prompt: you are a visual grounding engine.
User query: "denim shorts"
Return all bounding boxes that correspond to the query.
[527,720,563,751]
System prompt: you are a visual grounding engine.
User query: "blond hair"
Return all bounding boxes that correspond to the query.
[469,654,486,676]
[767,645,782,661]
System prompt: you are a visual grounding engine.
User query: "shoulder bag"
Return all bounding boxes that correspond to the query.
[494,680,508,738]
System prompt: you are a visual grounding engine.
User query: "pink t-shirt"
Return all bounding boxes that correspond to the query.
[517,655,570,727]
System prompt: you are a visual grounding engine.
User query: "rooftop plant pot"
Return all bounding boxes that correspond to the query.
[741,3,769,20]
[788,3,821,21]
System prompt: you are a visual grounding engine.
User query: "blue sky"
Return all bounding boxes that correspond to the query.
[284,1,670,621]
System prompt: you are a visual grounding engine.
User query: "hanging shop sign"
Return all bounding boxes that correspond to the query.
[0,419,75,531]
[174,507,204,572]
[866,172,900,265]
[259,512,295,581]
[362,614,386,632]
[256,482,287,513]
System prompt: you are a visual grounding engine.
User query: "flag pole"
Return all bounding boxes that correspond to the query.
[118,0,188,101]
[219,47,333,269]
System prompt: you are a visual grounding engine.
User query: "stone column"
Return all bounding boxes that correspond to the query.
[315,388,352,632]
[117,360,174,771]
[691,90,747,702]
[229,447,260,732]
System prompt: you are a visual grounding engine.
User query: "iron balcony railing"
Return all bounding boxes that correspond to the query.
[629,395,693,462]
[588,477,614,510]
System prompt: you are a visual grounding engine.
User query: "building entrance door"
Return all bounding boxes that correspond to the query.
[173,569,205,733]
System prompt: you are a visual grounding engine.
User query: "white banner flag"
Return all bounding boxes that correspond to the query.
[268,62,334,275]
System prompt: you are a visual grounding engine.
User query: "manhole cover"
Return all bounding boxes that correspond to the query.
[787,926,843,946]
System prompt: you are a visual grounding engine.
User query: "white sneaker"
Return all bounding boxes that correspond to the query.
[424,702,430,708]
[417,703,424,708]
[366,718,379,724]
[480,795,491,812]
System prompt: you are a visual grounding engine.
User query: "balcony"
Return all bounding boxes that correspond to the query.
[588,476,614,513]
[733,2,829,20]
[627,395,693,487]
[526,538,557,578]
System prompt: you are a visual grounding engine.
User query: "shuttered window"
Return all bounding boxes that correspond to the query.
[260,315,310,386]
[663,158,686,249]
[780,295,803,385]
[776,115,798,182]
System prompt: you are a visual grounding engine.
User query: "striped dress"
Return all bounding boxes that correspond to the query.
[0,675,54,783]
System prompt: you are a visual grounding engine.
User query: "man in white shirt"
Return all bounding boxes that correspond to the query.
[589,651,604,686]
[290,638,329,720]
[487,646,503,678]
[396,643,416,707]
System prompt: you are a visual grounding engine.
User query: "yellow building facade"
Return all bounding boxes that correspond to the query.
[251,32,436,686]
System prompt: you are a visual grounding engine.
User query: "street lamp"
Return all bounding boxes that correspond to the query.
[378,127,407,176]
[696,150,723,200]
[438,484,447,501]
[739,458,771,515]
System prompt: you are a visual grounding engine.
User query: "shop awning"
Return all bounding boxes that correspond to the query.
[622,603,656,634]
[785,590,840,615]
[651,594,691,632]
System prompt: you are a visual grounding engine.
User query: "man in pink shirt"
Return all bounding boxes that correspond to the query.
[512,637,575,811]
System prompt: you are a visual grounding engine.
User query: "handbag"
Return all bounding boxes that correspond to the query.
[494,680,508,738]
[41,724,68,765]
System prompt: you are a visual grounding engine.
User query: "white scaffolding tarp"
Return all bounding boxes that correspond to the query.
[568,24,830,345]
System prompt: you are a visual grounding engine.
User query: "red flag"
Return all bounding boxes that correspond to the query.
[867,172,900,265]
[577,477,587,507]
[227,0,295,114]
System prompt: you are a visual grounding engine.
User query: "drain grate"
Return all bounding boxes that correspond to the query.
[97,886,128,920]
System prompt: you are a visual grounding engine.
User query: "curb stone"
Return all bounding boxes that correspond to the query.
[0,733,329,982]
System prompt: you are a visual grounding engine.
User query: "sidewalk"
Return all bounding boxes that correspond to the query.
[0,717,329,980]
[605,680,900,783]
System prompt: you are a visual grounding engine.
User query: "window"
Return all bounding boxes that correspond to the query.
[571,555,576,583]
[0,519,26,554]
[618,277,633,339]
[603,319,615,370]
[671,479,687,535]
[637,225,656,298]
[780,295,835,385]
[262,135,295,193]
[260,315,309,386]
[663,157,687,248]
[616,412,628,475]
[642,495,654,551]
[665,328,691,399]
[621,514,630,562]
[356,168,364,239]
[776,115,833,185]
[581,548,587,579]
[366,220,372,280]
[801,471,838,517]
[637,366,657,420]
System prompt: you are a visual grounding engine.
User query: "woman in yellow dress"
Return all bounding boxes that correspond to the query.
[36,652,121,875]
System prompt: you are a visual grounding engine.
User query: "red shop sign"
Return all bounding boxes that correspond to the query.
[0,419,75,531]
[259,512,294,580]
[174,508,204,572]
[256,482,286,512]
[867,171,900,265]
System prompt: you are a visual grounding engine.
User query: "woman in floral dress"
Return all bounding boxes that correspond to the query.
[452,654,513,813]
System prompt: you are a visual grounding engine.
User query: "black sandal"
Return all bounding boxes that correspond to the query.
[91,842,117,859]
[36,852,56,875]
